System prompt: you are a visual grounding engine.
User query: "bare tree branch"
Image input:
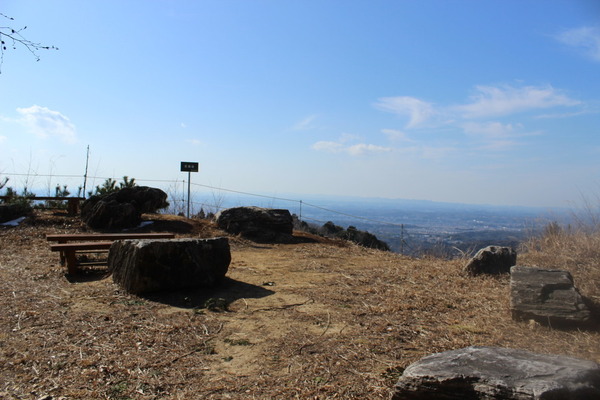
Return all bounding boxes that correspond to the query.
[0,13,58,73]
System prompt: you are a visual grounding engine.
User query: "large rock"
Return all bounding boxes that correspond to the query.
[109,237,230,294]
[81,186,169,230]
[510,265,591,327]
[464,245,516,275]
[215,206,293,243]
[393,346,600,399]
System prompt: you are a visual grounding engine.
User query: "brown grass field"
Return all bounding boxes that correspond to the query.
[1,211,598,399]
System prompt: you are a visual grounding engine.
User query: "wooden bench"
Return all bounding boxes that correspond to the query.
[0,196,85,215]
[46,232,176,243]
[50,242,114,275]
[47,233,176,274]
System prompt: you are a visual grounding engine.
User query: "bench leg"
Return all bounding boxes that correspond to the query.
[58,240,67,265]
[64,250,78,275]
[67,200,79,216]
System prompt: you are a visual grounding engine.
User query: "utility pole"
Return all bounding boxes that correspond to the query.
[400,224,405,254]
[82,145,90,198]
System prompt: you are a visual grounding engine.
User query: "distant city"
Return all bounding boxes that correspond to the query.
[187,192,569,257]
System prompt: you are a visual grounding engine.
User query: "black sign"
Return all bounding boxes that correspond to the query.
[180,162,199,172]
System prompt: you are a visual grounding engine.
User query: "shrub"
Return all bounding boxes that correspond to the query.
[44,184,71,209]
[0,186,33,220]
[90,176,138,196]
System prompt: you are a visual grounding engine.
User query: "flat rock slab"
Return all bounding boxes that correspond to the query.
[510,265,591,327]
[393,346,600,399]
[109,237,231,294]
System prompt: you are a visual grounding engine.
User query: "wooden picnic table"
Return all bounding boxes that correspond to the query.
[47,232,176,274]
[46,232,176,243]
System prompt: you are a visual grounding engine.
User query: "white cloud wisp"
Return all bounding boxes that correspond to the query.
[556,26,600,62]
[375,96,436,128]
[312,140,391,156]
[373,83,583,156]
[292,114,318,131]
[455,85,580,119]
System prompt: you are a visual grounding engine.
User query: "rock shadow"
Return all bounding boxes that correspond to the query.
[243,233,319,245]
[141,277,275,310]
[130,219,194,234]
[65,267,111,283]
[582,296,600,331]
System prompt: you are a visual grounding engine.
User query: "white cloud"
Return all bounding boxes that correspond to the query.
[181,122,188,128]
[377,85,580,130]
[375,96,435,128]
[16,105,77,144]
[312,140,391,156]
[455,85,580,119]
[375,83,583,159]
[461,121,541,150]
[346,143,392,156]
[292,114,318,131]
[534,110,591,119]
[0,135,6,144]
[556,26,600,62]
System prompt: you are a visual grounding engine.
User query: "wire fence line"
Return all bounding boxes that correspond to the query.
[1,172,406,229]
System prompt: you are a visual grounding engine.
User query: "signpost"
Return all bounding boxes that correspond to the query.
[180,162,199,218]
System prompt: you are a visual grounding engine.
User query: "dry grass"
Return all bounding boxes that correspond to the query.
[520,221,600,306]
[0,211,598,399]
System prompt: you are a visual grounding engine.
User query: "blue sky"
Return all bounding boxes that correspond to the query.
[0,0,599,208]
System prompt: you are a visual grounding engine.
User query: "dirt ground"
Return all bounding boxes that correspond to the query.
[1,211,599,399]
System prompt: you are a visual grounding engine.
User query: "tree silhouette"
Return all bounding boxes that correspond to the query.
[0,13,58,73]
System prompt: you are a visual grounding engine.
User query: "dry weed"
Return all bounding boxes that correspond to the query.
[520,224,600,303]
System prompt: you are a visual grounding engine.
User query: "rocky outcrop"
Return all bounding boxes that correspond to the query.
[296,218,389,251]
[510,265,591,327]
[464,245,516,275]
[81,186,169,230]
[109,237,230,294]
[392,346,600,399]
[215,206,294,243]
[0,203,32,223]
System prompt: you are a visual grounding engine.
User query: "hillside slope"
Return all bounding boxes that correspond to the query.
[1,212,598,399]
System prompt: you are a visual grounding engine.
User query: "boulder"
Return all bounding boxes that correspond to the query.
[109,237,230,294]
[464,245,516,275]
[510,265,591,327]
[81,186,169,230]
[0,203,32,223]
[392,346,600,399]
[215,206,294,243]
